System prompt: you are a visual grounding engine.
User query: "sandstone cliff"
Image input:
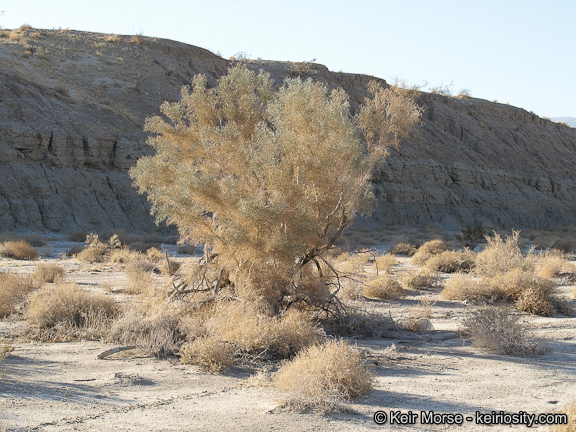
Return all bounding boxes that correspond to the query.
[1,27,575,233]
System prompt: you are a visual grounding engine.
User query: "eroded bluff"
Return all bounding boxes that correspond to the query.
[1,28,575,233]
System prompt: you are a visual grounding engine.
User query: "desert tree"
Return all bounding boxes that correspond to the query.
[130,65,421,312]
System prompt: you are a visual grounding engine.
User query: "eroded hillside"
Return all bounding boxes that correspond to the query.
[1,27,575,232]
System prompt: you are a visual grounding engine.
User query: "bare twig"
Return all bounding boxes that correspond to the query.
[97,346,136,359]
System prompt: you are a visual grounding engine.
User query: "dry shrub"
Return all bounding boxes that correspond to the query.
[204,303,321,359]
[323,308,395,338]
[492,269,555,301]
[409,298,436,319]
[363,274,403,300]
[411,239,450,265]
[400,316,433,333]
[488,269,565,316]
[145,247,165,262]
[338,276,366,301]
[373,253,397,273]
[441,273,499,303]
[66,244,85,257]
[0,272,36,317]
[33,264,64,283]
[460,306,544,355]
[400,268,441,290]
[332,253,370,274]
[0,240,38,260]
[76,243,107,263]
[108,248,141,264]
[475,231,536,276]
[109,305,186,356]
[1,342,14,362]
[424,250,475,273]
[551,398,576,432]
[180,337,235,373]
[417,239,450,254]
[124,259,156,295]
[274,339,374,412]
[68,230,88,242]
[389,242,417,256]
[99,229,137,246]
[159,258,182,276]
[514,289,557,317]
[537,255,567,278]
[26,283,118,340]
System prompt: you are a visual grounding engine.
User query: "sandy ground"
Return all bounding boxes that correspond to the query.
[1,237,575,431]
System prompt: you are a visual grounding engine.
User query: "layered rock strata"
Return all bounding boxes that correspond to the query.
[1,28,575,232]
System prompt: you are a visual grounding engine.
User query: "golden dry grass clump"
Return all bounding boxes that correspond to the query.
[33,264,65,283]
[332,252,370,274]
[202,303,321,359]
[441,273,500,303]
[424,250,475,273]
[474,230,535,276]
[400,268,442,290]
[411,239,451,266]
[274,339,374,412]
[363,274,403,300]
[490,269,571,316]
[389,241,418,256]
[75,233,125,263]
[75,243,108,263]
[26,283,118,339]
[460,306,544,355]
[372,253,398,273]
[123,257,156,295]
[442,269,573,316]
[0,272,36,317]
[0,240,38,260]
[536,254,567,278]
[108,248,142,264]
[180,337,235,373]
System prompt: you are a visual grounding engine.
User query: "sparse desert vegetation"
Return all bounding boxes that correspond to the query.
[0,229,574,430]
[0,36,575,430]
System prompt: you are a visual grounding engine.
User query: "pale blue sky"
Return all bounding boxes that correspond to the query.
[1,0,574,118]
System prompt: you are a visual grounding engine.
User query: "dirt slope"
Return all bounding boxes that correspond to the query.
[1,27,575,232]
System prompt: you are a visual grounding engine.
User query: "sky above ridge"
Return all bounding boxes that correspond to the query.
[1,0,574,119]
